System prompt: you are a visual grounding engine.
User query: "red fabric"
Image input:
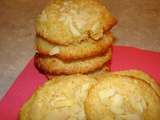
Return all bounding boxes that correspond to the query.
[0,46,160,120]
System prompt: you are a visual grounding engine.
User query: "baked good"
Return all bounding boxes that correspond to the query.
[85,74,160,120]
[36,0,117,45]
[95,70,160,97]
[35,49,112,75]
[46,66,110,79]
[36,33,113,60]
[20,74,97,120]
[87,65,110,78]
[109,70,160,97]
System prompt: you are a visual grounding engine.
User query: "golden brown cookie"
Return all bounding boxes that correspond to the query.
[36,33,113,60]
[98,70,160,97]
[46,65,110,80]
[19,93,37,120]
[85,74,160,120]
[109,70,160,97]
[36,0,117,45]
[20,74,97,120]
[87,65,110,78]
[35,49,112,75]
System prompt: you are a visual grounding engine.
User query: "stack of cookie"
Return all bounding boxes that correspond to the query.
[34,0,117,77]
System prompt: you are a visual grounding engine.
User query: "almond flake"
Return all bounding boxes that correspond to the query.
[110,94,124,114]
[99,89,116,102]
[49,47,60,55]
[130,96,146,113]
[68,17,81,36]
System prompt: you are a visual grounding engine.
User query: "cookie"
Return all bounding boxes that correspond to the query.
[87,65,110,79]
[36,0,117,45]
[97,70,160,97]
[85,74,160,120]
[46,65,110,80]
[108,70,160,97]
[35,49,112,75]
[36,33,113,60]
[20,74,97,120]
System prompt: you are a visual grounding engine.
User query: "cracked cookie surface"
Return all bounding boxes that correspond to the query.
[20,74,97,120]
[85,74,160,120]
[36,0,117,45]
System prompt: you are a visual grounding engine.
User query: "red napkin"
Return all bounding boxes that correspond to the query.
[0,46,160,120]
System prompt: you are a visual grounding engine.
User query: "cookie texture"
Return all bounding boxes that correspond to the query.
[35,49,112,75]
[20,74,97,120]
[109,70,160,97]
[46,65,110,79]
[36,33,113,60]
[87,65,110,78]
[36,0,117,45]
[85,74,160,120]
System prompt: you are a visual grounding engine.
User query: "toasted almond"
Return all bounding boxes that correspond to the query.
[68,17,81,37]
[130,96,146,113]
[49,47,60,55]
[99,89,116,102]
[75,83,90,101]
[110,94,124,114]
